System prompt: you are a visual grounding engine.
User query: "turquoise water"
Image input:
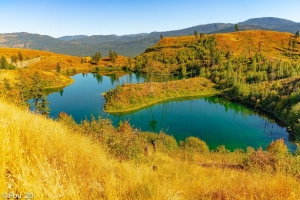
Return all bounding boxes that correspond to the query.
[44,73,296,151]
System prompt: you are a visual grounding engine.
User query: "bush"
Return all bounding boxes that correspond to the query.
[242,148,276,171]
[267,138,288,155]
[107,120,142,160]
[214,145,229,154]
[138,131,178,151]
[180,136,209,153]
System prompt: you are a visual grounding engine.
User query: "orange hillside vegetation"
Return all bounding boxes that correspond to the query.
[154,30,300,59]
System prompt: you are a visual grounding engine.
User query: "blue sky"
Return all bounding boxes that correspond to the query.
[0,0,299,38]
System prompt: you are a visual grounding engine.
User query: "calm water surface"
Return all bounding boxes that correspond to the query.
[44,73,296,151]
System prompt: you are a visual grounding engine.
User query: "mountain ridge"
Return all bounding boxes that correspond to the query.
[0,17,299,57]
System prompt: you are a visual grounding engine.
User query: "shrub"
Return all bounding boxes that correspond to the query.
[180,136,209,153]
[214,145,229,154]
[107,120,142,160]
[157,132,178,150]
[267,138,288,155]
[138,131,178,151]
[242,148,276,171]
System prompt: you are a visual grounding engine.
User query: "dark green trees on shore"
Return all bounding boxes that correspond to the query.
[30,72,50,115]
[92,51,102,62]
[109,50,118,64]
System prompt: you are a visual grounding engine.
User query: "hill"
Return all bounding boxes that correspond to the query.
[0,17,299,57]
[240,17,296,29]
[139,30,300,74]
[1,99,300,199]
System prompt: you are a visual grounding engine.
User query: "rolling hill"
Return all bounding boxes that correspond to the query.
[0,17,299,57]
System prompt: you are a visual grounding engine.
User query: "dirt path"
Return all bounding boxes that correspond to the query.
[16,57,41,68]
[7,57,41,68]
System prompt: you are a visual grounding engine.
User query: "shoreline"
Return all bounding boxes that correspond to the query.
[44,77,74,90]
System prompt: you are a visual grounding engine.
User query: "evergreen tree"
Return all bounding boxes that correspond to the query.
[0,56,8,69]
[160,34,163,40]
[295,31,299,38]
[109,50,113,59]
[194,30,198,39]
[92,51,102,61]
[235,24,239,32]
[11,55,18,64]
[181,64,187,77]
[18,51,23,62]
[56,62,61,73]
[113,51,118,59]
[30,72,50,115]
[96,51,102,61]
[2,78,12,99]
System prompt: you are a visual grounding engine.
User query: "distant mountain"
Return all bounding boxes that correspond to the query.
[0,17,299,57]
[210,25,268,34]
[239,17,296,29]
[57,35,88,41]
[275,23,300,33]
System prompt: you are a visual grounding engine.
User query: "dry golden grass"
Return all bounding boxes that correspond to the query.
[1,99,300,199]
[0,70,18,83]
[0,48,54,59]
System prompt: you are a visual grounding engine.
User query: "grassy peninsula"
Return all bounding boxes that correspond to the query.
[104,77,219,113]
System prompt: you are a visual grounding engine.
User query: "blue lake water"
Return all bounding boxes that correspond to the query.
[44,73,296,151]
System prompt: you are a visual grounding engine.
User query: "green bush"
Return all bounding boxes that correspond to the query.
[214,145,229,154]
[267,138,288,155]
[180,136,209,153]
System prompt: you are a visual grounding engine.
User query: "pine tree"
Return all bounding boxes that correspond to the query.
[11,55,18,64]
[18,51,23,61]
[295,31,299,38]
[194,30,198,39]
[30,72,50,115]
[56,62,61,73]
[0,56,8,69]
[109,50,113,59]
[235,24,239,32]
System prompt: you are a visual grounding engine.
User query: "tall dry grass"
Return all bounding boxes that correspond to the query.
[1,99,300,199]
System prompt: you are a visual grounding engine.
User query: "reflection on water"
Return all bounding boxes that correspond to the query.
[41,73,296,151]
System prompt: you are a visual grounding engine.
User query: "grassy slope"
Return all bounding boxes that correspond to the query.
[104,77,219,113]
[154,30,300,59]
[1,99,300,199]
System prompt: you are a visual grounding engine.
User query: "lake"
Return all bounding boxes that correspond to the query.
[43,73,296,151]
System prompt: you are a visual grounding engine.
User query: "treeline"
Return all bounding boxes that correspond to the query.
[0,51,25,70]
[227,78,300,138]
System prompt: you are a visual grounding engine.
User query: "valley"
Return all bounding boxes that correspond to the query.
[1,24,300,199]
